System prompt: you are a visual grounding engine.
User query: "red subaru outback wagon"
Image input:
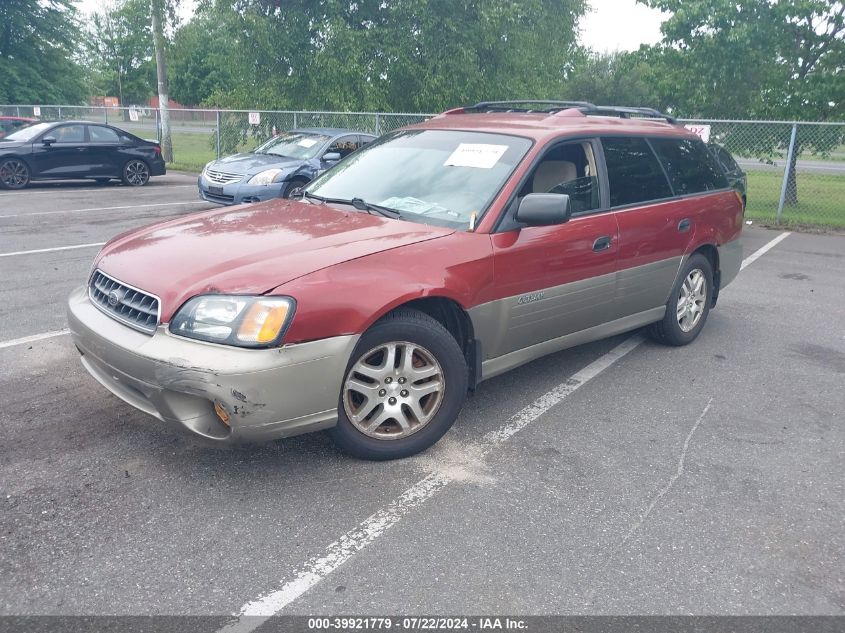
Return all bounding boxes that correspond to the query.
[68,101,743,460]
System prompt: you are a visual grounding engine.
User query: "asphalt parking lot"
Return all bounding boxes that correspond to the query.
[0,178,843,621]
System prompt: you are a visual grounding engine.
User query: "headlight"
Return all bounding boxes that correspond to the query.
[248,169,286,185]
[169,295,295,348]
[202,161,213,175]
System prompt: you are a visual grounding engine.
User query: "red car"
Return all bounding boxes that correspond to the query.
[67,101,743,460]
[0,116,36,139]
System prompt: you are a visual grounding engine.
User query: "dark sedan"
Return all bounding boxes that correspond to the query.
[0,121,166,190]
[198,128,376,205]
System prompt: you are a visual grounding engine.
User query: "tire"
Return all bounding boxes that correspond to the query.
[122,159,150,186]
[281,177,308,199]
[329,309,468,460]
[648,253,714,346]
[0,158,30,190]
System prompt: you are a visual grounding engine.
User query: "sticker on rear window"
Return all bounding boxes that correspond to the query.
[298,138,318,148]
[444,143,508,169]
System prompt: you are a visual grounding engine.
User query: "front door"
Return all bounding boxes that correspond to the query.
[484,140,618,358]
[29,124,89,178]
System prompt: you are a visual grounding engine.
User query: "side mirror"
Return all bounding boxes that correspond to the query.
[515,193,572,226]
[42,136,57,146]
[322,152,341,162]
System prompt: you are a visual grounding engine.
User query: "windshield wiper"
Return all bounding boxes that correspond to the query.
[295,192,401,219]
[350,197,402,219]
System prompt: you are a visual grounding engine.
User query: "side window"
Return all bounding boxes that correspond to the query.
[88,125,120,143]
[51,125,86,143]
[716,146,740,172]
[327,136,360,158]
[602,137,673,207]
[520,141,601,214]
[650,138,728,195]
[359,135,376,147]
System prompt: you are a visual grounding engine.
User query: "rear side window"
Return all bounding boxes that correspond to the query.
[650,138,728,195]
[602,137,673,207]
[714,145,740,172]
[88,125,120,143]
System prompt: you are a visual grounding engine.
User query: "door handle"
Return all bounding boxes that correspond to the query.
[592,236,612,252]
[678,218,691,232]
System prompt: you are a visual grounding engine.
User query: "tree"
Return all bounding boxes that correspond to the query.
[86,0,156,107]
[180,0,587,112]
[560,51,666,109]
[0,0,87,104]
[150,0,174,162]
[638,0,845,204]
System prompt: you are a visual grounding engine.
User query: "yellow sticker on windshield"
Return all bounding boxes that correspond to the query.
[444,144,508,169]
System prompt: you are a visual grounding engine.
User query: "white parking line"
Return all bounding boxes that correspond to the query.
[0,200,208,219]
[740,231,791,270]
[0,329,69,350]
[218,230,793,630]
[0,242,106,258]
[0,184,196,197]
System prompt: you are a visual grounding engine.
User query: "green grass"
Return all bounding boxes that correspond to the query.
[745,169,845,228]
[165,131,265,173]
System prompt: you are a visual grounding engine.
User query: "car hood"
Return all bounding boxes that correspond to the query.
[209,152,305,176]
[0,141,26,150]
[94,199,455,321]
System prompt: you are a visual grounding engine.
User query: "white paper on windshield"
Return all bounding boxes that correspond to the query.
[297,138,318,148]
[380,197,457,216]
[444,143,508,169]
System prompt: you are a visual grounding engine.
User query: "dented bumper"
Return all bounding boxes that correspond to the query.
[66,286,358,442]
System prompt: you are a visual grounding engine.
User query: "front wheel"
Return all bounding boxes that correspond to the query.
[330,309,468,460]
[0,158,30,190]
[281,178,308,199]
[122,160,150,186]
[648,253,714,346]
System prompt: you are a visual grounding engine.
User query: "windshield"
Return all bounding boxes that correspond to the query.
[305,129,533,228]
[1,122,51,142]
[253,131,330,159]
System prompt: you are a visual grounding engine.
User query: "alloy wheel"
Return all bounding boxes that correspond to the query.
[125,160,149,186]
[343,341,445,440]
[676,268,707,332]
[0,159,28,189]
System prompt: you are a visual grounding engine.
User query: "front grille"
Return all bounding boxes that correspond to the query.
[89,270,160,334]
[202,190,235,204]
[205,168,243,185]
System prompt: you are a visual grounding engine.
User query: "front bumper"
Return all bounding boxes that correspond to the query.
[67,286,359,442]
[197,174,286,206]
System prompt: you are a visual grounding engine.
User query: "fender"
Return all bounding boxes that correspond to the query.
[274,231,495,344]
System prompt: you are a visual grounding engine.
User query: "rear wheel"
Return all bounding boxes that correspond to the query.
[648,253,713,346]
[122,160,150,186]
[330,309,468,460]
[0,158,30,190]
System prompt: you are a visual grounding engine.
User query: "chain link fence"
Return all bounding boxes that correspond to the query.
[2,105,843,228]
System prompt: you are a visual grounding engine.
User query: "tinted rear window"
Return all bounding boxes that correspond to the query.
[602,137,673,207]
[650,138,728,195]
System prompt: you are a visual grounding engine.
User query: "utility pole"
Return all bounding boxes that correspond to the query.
[150,0,173,162]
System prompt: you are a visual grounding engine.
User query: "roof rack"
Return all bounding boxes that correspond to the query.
[463,100,598,113]
[450,100,677,124]
[588,106,677,124]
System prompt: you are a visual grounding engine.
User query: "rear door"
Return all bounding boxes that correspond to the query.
[606,136,727,320]
[86,124,124,177]
[485,139,618,357]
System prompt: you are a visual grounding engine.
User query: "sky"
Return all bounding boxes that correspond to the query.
[74,0,666,53]
[580,0,667,52]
